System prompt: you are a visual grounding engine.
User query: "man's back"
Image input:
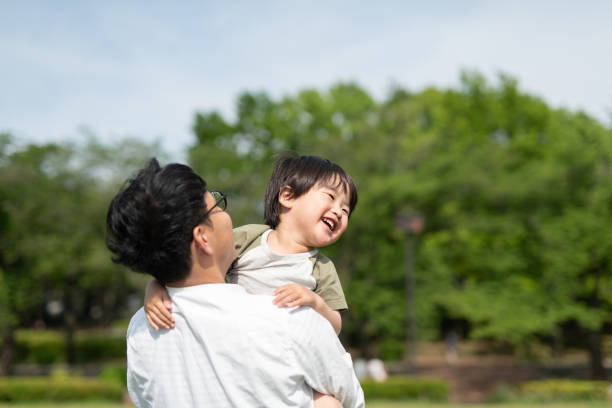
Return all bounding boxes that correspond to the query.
[127,283,364,407]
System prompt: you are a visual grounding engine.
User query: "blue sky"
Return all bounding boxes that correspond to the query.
[2,1,611,160]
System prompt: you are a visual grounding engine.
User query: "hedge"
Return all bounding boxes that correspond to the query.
[520,379,609,401]
[361,376,449,401]
[491,378,610,402]
[0,376,123,402]
[9,330,126,364]
[0,372,447,402]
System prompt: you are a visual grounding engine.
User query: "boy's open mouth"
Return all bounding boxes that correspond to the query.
[321,217,337,232]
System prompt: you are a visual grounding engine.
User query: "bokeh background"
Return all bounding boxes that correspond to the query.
[2,1,612,406]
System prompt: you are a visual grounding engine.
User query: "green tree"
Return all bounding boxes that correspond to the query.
[0,135,164,372]
[186,73,612,377]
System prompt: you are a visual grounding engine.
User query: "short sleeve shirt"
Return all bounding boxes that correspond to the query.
[230,224,348,311]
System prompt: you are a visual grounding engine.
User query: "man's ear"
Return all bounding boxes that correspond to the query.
[278,186,295,209]
[193,224,213,255]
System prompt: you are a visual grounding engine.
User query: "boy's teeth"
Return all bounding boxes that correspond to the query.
[322,218,335,230]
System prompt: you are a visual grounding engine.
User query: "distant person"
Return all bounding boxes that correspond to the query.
[367,359,388,382]
[445,331,458,364]
[106,158,364,407]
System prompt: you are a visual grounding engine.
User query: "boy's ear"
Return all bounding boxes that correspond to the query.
[193,224,213,255]
[278,186,295,209]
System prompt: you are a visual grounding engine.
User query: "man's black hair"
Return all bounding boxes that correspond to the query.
[263,153,358,228]
[105,158,208,284]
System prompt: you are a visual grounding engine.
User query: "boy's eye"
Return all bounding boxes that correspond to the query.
[326,193,335,200]
[342,208,350,216]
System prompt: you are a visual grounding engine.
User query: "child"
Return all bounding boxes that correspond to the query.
[144,154,358,336]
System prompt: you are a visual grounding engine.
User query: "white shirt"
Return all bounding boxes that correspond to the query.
[229,229,318,295]
[126,283,364,408]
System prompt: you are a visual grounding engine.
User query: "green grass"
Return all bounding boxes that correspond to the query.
[1,402,611,408]
[0,404,128,408]
[367,403,612,408]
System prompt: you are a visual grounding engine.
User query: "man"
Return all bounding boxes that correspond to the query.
[106,159,364,407]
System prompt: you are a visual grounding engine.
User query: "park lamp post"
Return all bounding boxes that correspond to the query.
[395,213,424,369]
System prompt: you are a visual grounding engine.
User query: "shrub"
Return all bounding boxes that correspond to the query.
[75,337,126,362]
[15,330,64,364]
[361,376,448,401]
[0,376,123,402]
[520,379,609,401]
[98,364,127,386]
[490,379,609,402]
[8,330,126,364]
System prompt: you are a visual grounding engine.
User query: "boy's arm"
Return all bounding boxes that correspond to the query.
[273,284,342,334]
[311,255,348,312]
[144,279,174,330]
[314,297,342,335]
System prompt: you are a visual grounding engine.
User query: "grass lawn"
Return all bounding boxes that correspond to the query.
[1,402,611,408]
[0,404,127,408]
[367,402,611,408]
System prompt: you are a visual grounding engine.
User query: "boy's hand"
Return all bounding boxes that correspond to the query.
[144,279,174,330]
[273,283,320,309]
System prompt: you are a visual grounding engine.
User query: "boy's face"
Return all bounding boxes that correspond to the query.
[284,180,351,248]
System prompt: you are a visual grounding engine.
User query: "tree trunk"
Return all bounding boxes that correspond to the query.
[587,329,607,380]
[63,291,77,365]
[586,265,607,380]
[0,327,16,376]
[358,324,371,360]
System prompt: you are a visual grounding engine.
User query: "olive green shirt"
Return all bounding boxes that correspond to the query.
[231,224,348,311]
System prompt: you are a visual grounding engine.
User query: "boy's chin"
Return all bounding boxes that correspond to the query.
[313,235,340,248]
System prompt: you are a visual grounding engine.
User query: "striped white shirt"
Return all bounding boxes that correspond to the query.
[127,283,364,407]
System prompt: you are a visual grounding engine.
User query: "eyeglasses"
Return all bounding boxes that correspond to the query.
[204,190,227,217]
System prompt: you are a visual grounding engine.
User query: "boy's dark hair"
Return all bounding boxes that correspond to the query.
[105,158,209,284]
[264,153,358,228]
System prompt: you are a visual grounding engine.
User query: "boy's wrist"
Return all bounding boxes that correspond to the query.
[311,293,326,312]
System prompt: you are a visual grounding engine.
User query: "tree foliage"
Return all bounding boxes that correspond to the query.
[188,72,612,377]
[2,71,611,379]
[0,135,163,373]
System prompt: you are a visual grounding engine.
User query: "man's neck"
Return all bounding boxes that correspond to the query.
[166,268,226,288]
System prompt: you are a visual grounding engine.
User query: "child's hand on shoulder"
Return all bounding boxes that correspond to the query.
[273,283,320,309]
[144,279,174,330]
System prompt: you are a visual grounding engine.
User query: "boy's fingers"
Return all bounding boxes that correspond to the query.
[151,306,173,328]
[154,301,173,317]
[151,312,170,329]
[145,312,160,331]
[273,294,288,305]
[274,293,297,307]
[157,312,173,327]
[288,297,308,307]
[156,304,174,323]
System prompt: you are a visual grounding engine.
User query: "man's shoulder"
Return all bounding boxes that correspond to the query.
[237,294,322,328]
[127,307,149,339]
[284,305,334,338]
